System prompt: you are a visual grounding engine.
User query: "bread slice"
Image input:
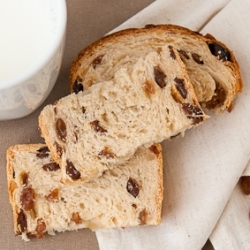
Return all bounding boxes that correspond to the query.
[39,45,207,183]
[70,24,243,113]
[6,143,163,241]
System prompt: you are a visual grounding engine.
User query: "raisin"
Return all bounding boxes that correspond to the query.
[149,145,161,156]
[42,162,60,171]
[144,24,156,29]
[56,118,67,142]
[12,170,15,179]
[144,80,156,95]
[82,107,86,113]
[208,43,230,62]
[71,212,82,224]
[168,46,176,60]
[127,177,140,198]
[36,146,50,158]
[154,66,167,88]
[90,120,107,133]
[99,147,115,159]
[182,103,204,124]
[240,176,250,195]
[21,172,29,186]
[35,219,46,238]
[17,209,27,234]
[73,79,84,94]
[92,55,104,69]
[46,189,59,202]
[139,209,148,225]
[192,53,204,64]
[174,77,187,99]
[178,50,190,60]
[66,160,81,180]
[21,187,35,211]
[205,84,226,110]
[54,142,63,157]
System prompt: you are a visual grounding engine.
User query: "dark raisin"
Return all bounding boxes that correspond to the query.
[92,55,104,69]
[56,118,67,142]
[127,177,140,198]
[73,79,84,94]
[90,120,107,133]
[13,170,15,179]
[66,160,81,180]
[182,103,204,124]
[174,77,187,99]
[205,84,226,110]
[144,24,156,29]
[17,209,27,233]
[42,162,60,171]
[21,187,35,211]
[82,107,86,113]
[139,209,148,225]
[168,46,176,60]
[240,176,250,195]
[178,50,190,60]
[99,147,115,159]
[208,43,230,62]
[154,66,167,88]
[192,53,204,64]
[36,146,50,158]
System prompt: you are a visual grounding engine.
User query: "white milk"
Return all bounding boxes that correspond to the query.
[0,0,56,82]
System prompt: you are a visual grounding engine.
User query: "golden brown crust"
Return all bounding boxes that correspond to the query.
[69,24,243,111]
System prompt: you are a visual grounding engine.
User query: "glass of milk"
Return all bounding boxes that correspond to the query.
[0,0,67,120]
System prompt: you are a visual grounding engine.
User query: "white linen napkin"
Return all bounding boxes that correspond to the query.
[96,0,250,249]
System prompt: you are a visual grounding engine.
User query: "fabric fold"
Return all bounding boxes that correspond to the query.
[96,0,250,249]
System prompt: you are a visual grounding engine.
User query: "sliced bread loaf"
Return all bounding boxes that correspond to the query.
[39,45,207,183]
[7,144,163,241]
[70,24,243,113]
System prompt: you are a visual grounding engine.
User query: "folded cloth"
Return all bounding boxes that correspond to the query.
[96,0,250,249]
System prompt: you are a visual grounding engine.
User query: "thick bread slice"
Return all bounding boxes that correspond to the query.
[70,24,243,113]
[6,144,163,241]
[39,45,207,183]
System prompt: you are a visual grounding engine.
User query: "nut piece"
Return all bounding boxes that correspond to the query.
[127,177,140,198]
[42,162,60,172]
[240,176,250,195]
[17,209,27,234]
[174,77,187,99]
[208,43,231,62]
[21,187,35,211]
[55,118,67,142]
[90,120,107,133]
[154,66,167,88]
[36,146,50,158]
[66,160,81,180]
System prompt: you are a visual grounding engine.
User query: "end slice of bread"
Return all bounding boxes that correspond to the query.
[6,144,163,241]
[70,24,243,113]
[39,45,207,183]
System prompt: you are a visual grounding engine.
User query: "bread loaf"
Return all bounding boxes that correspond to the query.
[70,24,243,113]
[39,45,207,183]
[7,144,163,241]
